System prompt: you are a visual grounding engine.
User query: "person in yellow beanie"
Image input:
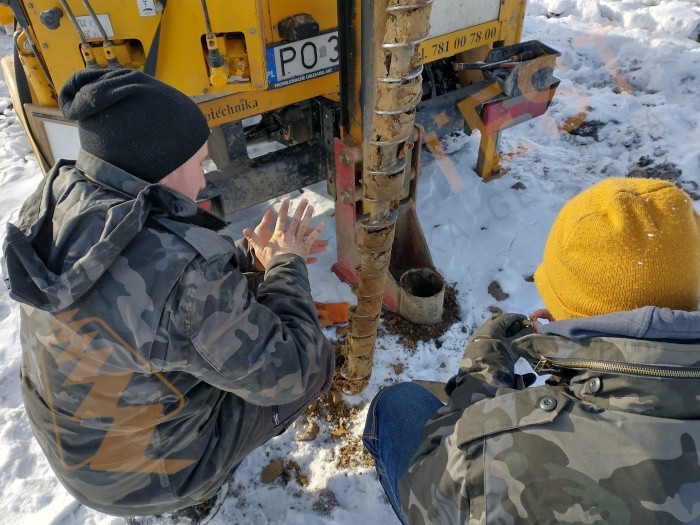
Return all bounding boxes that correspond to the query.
[532,177,700,324]
[363,177,700,525]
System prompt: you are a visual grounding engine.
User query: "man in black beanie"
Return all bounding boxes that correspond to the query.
[59,67,212,183]
[2,68,335,520]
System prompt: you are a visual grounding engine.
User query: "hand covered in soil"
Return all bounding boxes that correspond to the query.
[243,199,326,270]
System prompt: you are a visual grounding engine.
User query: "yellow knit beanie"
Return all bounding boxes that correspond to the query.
[534,177,700,320]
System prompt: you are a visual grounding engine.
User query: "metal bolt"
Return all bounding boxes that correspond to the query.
[249,28,256,34]
[586,377,602,394]
[539,396,557,411]
[340,189,352,205]
[27,3,34,8]
[203,88,209,94]
[42,43,48,49]
[256,83,263,89]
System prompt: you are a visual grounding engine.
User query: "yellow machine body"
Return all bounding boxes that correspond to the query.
[2,0,563,386]
[0,5,13,27]
[2,0,526,169]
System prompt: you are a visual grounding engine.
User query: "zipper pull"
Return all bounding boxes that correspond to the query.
[273,405,280,426]
[534,355,550,373]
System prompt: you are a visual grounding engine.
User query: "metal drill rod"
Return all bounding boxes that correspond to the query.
[199,0,214,33]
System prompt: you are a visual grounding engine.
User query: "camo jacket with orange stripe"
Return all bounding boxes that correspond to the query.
[3,150,331,516]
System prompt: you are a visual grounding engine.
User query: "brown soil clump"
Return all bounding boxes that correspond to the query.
[337,434,375,469]
[296,419,320,442]
[302,365,375,469]
[261,459,285,483]
[288,460,309,486]
[308,388,362,440]
[488,281,509,301]
[260,459,309,486]
[381,283,461,345]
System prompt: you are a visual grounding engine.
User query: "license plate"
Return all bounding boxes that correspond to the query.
[266,31,340,89]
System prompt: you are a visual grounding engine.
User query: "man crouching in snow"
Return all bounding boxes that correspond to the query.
[2,68,334,520]
[363,177,700,524]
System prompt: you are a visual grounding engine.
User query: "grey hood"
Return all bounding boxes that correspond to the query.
[539,306,700,344]
[2,150,228,313]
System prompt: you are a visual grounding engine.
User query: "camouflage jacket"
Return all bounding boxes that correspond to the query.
[2,151,331,516]
[400,307,700,524]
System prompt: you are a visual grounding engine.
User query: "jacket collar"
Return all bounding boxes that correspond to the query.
[76,149,149,199]
[3,152,232,312]
[75,150,227,232]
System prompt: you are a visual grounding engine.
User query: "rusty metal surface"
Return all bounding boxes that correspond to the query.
[398,268,445,325]
[343,214,397,380]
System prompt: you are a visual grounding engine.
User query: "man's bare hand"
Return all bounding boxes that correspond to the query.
[528,308,555,333]
[246,205,328,270]
[243,199,326,270]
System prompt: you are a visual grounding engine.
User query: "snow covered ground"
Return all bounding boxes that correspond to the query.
[1,1,699,523]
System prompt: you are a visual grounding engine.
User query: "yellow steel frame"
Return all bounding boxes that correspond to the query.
[22,0,264,96]
[0,6,13,26]
[418,21,501,62]
[1,55,49,171]
[196,74,339,126]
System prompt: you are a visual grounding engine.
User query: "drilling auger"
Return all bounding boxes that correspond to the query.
[341,0,434,384]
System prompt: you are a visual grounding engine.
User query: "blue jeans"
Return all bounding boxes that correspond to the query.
[362,382,445,524]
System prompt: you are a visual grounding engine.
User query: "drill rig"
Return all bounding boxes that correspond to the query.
[0,0,559,388]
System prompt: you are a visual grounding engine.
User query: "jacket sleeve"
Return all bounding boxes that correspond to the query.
[164,252,328,406]
[397,334,514,523]
[443,329,519,412]
[399,440,473,524]
[232,237,257,273]
[399,315,526,523]
[216,227,257,273]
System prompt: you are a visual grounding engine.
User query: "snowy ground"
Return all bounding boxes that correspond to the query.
[1,1,699,524]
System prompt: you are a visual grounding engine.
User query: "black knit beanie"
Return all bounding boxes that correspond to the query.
[59,68,210,183]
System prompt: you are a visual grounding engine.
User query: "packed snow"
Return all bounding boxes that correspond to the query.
[1,1,699,523]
